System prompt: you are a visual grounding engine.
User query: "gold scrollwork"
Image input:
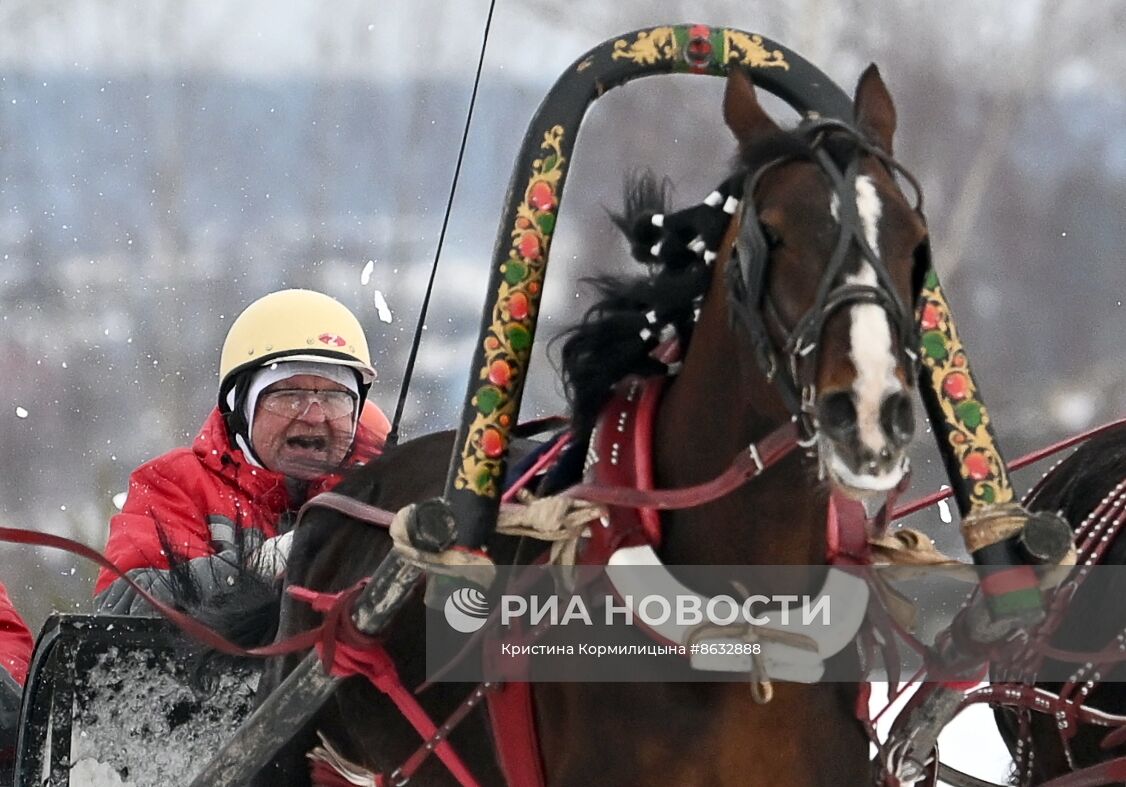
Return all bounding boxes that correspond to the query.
[723,31,790,71]
[611,27,679,66]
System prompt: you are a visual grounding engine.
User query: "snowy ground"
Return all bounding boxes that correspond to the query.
[69,758,135,787]
[64,647,258,787]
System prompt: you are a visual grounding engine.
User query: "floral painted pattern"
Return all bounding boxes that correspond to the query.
[455,127,565,496]
[918,268,1013,507]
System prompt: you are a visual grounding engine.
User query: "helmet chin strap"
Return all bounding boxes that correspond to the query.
[234,432,267,470]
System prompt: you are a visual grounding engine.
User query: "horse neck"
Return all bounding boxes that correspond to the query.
[652,274,827,567]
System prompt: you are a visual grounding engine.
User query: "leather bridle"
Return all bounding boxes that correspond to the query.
[723,117,929,438]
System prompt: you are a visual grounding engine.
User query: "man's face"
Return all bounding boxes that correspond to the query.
[250,373,357,479]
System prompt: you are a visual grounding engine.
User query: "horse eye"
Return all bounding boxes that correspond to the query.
[761,223,783,249]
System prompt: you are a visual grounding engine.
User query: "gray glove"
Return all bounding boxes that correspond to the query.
[246,531,293,580]
[0,666,20,738]
[94,552,243,617]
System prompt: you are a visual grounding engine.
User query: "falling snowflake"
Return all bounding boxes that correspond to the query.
[373,290,393,323]
[938,485,952,523]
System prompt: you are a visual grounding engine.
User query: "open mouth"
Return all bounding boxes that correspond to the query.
[275,434,338,477]
[826,451,909,497]
[285,435,329,453]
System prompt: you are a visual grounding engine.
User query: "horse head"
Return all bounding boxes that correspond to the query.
[720,65,929,501]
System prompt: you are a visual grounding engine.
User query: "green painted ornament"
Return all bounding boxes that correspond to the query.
[476,385,502,415]
[955,400,983,430]
[475,466,492,492]
[506,324,531,351]
[921,331,948,362]
[505,259,528,285]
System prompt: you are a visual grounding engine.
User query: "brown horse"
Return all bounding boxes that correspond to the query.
[993,422,1126,785]
[248,64,930,786]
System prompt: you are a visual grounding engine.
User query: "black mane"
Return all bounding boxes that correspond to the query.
[559,128,829,441]
[558,171,711,439]
[1025,422,1126,525]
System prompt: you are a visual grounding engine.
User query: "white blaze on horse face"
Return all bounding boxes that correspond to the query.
[830,177,904,466]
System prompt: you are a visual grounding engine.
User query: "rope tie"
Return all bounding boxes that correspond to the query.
[959,501,1032,553]
[308,732,380,786]
[388,504,497,584]
[868,528,962,567]
[867,525,1077,635]
[495,489,606,565]
[960,502,1077,585]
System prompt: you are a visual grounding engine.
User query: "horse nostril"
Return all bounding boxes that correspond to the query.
[880,391,915,447]
[818,391,858,440]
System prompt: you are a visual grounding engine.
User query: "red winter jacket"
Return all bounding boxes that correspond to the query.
[94,407,384,596]
[0,583,32,686]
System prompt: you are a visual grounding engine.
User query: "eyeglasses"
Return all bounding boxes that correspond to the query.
[258,388,357,420]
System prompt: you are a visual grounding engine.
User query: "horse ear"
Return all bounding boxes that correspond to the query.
[854,63,897,155]
[724,67,780,143]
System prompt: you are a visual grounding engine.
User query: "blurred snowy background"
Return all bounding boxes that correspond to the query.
[1,1,1124,781]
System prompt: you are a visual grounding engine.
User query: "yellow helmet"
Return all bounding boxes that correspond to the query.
[219,289,376,399]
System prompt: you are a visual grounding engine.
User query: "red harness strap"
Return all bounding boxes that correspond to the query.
[579,377,666,564]
[484,379,669,787]
[826,493,874,566]
[289,583,482,787]
[985,480,1126,785]
[486,682,544,787]
[308,761,371,787]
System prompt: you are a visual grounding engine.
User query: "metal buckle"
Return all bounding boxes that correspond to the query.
[747,442,765,475]
[796,428,819,451]
[763,352,778,384]
[794,403,820,450]
[796,429,819,450]
[800,384,817,414]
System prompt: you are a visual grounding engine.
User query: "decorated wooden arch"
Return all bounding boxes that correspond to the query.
[442,23,1017,554]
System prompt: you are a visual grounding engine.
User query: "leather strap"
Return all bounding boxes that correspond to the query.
[298,491,395,528]
[567,421,799,511]
[486,682,545,787]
